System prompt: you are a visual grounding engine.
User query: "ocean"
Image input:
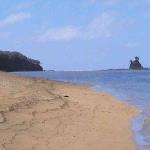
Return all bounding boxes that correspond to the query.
[15,70,150,150]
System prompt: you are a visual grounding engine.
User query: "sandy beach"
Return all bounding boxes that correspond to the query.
[0,71,138,150]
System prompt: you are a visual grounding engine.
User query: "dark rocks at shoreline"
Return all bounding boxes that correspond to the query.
[129,57,143,70]
[0,51,43,72]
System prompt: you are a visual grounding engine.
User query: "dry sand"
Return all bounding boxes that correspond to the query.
[0,71,138,150]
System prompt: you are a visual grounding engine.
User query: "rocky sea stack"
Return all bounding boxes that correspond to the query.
[0,51,43,72]
[129,57,143,70]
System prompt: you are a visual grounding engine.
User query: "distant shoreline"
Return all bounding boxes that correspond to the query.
[43,69,150,72]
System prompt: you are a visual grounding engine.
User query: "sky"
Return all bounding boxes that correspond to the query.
[0,0,150,70]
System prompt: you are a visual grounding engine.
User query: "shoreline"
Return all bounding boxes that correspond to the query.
[0,72,139,150]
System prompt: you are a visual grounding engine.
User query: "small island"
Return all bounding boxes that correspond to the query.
[0,51,43,72]
[129,57,143,70]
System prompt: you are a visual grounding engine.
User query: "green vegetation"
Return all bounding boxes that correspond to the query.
[0,51,43,72]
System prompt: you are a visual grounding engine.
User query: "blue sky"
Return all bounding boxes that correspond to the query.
[0,0,150,70]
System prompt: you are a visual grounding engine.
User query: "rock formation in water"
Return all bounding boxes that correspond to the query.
[0,51,43,72]
[129,57,143,70]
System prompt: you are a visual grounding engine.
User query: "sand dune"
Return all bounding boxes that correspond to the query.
[0,72,138,150]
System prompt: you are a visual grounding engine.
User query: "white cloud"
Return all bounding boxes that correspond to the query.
[37,26,79,41]
[83,12,114,39]
[0,12,31,28]
[36,12,115,42]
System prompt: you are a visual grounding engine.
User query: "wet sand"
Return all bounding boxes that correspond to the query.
[0,71,138,150]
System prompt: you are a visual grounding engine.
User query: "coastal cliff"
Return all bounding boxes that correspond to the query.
[0,51,43,72]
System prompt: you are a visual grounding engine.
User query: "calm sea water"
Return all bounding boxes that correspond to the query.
[16,70,150,150]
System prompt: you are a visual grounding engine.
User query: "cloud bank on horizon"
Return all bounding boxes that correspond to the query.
[0,0,149,70]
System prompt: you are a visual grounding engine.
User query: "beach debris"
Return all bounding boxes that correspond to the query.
[64,95,69,98]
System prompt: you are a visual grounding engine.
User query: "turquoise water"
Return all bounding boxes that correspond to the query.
[16,70,150,150]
